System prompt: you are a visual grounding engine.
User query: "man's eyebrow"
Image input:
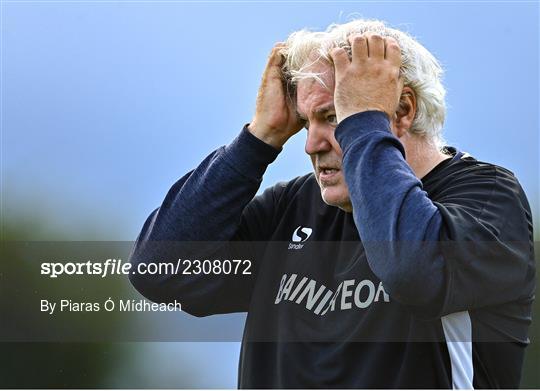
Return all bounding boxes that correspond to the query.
[314,104,336,115]
[296,104,336,120]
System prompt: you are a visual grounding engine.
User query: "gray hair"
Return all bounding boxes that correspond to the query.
[282,19,446,149]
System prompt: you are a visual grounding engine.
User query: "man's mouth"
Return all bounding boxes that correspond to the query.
[321,168,339,175]
[318,167,340,182]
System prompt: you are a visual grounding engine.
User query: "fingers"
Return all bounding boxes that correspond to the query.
[330,47,350,72]
[262,42,286,82]
[384,37,401,66]
[365,33,385,59]
[350,35,368,63]
[347,33,401,64]
[268,42,286,68]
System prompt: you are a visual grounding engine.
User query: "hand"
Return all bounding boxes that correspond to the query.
[248,43,305,149]
[329,33,403,123]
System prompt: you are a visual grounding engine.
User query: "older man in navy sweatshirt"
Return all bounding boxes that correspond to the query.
[129,19,535,389]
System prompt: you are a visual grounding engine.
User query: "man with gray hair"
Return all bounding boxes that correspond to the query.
[130,19,535,388]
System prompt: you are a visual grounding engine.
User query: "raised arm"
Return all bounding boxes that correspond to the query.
[330,33,534,316]
[129,43,304,316]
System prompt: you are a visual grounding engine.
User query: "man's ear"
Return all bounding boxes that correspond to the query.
[394,86,416,138]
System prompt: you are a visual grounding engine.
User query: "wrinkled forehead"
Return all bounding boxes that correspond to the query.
[295,61,336,116]
[294,57,335,90]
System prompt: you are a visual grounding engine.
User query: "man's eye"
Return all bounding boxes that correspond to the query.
[327,115,337,126]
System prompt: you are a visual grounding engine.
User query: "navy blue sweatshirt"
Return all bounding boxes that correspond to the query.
[130,111,535,388]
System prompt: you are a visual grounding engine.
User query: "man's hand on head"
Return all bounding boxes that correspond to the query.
[248,43,306,149]
[330,33,403,124]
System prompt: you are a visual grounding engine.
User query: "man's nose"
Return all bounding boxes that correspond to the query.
[305,124,333,155]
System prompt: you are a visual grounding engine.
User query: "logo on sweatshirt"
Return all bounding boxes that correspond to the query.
[275,273,390,314]
[289,226,312,250]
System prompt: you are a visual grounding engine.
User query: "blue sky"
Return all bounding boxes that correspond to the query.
[2,2,538,387]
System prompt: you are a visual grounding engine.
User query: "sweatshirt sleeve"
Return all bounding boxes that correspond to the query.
[334,111,535,317]
[129,126,281,317]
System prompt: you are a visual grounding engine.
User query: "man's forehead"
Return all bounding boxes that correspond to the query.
[295,74,335,118]
[295,100,335,120]
[301,60,334,84]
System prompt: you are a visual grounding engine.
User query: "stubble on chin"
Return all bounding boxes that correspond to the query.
[319,179,353,213]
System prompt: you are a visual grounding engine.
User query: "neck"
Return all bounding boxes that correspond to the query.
[403,137,450,179]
